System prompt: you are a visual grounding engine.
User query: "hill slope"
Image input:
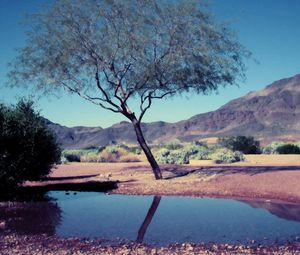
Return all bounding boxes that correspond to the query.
[45,74,300,148]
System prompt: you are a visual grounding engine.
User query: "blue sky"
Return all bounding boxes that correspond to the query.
[0,0,299,127]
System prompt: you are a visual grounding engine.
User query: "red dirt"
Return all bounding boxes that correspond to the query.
[26,155,300,204]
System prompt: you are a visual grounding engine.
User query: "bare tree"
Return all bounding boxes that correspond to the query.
[8,0,249,179]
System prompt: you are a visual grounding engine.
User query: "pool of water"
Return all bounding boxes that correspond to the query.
[1,191,300,245]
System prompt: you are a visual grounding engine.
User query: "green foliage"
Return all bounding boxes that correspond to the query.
[62,144,141,163]
[183,142,211,160]
[276,144,300,154]
[262,142,285,154]
[263,142,300,154]
[154,148,189,165]
[218,136,261,154]
[8,0,249,178]
[64,154,81,162]
[154,141,245,165]
[0,100,61,192]
[164,141,184,151]
[211,148,245,164]
[9,0,248,103]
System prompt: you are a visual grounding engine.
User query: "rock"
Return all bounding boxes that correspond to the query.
[0,221,6,229]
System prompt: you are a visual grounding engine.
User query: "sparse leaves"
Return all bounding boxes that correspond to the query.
[8,0,249,122]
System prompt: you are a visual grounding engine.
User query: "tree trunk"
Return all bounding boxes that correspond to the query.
[131,119,162,180]
[136,196,161,243]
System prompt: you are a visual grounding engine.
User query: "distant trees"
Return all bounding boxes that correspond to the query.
[263,142,300,154]
[275,144,300,154]
[218,136,261,154]
[0,100,61,192]
[8,0,249,179]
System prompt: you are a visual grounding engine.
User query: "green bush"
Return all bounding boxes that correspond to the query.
[276,144,300,154]
[262,142,284,154]
[263,142,300,154]
[64,153,81,162]
[164,141,184,150]
[154,148,189,164]
[153,141,245,165]
[211,148,245,164]
[0,100,61,192]
[184,143,210,160]
[218,136,261,154]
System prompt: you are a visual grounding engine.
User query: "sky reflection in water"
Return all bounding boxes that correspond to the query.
[2,191,300,245]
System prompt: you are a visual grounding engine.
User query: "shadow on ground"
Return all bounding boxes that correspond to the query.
[163,165,300,179]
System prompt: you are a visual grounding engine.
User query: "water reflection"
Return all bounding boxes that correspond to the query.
[137,196,161,243]
[2,192,300,245]
[0,194,61,235]
[241,200,300,223]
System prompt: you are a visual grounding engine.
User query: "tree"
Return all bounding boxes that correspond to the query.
[8,0,248,179]
[0,100,61,192]
[276,144,300,154]
[218,136,261,154]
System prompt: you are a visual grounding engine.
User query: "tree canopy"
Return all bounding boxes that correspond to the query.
[8,0,249,179]
[0,100,61,193]
[218,136,261,154]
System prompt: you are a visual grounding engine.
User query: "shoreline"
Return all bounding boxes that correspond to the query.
[22,156,300,204]
[3,156,300,254]
[1,234,300,255]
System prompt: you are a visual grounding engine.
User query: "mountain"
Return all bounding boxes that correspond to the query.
[45,74,300,149]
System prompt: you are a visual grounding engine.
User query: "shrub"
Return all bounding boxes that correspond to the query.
[153,148,170,164]
[211,148,245,164]
[164,141,184,150]
[262,142,284,154]
[0,100,61,192]
[276,144,300,154]
[64,153,81,162]
[218,136,261,154]
[62,145,141,163]
[184,143,210,160]
[98,145,141,162]
[154,148,189,164]
[263,142,300,154]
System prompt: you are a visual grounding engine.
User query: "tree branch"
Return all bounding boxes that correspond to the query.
[95,69,121,111]
[61,82,122,113]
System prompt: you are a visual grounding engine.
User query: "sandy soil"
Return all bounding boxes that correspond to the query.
[27,155,300,204]
[1,234,300,255]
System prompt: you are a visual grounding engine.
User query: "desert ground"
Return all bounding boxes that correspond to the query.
[2,155,300,255]
[27,154,300,203]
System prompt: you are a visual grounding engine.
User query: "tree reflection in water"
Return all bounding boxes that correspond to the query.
[0,192,61,235]
[137,195,161,243]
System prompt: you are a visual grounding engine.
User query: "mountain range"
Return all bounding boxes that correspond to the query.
[44,74,300,149]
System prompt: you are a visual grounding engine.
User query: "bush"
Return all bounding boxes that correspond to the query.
[218,136,261,154]
[62,145,141,163]
[98,145,141,162]
[154,148,189,164]
[276,144,300,154]
[262,142,284,154]
[211,148,245,164]
[183,143,210,160]
[263,142,300,154]
[164,141,184,150]
[64,153,81,162]
[0,100,61,192]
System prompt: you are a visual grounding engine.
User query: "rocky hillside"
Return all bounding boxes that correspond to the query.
[45,74,300,148]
